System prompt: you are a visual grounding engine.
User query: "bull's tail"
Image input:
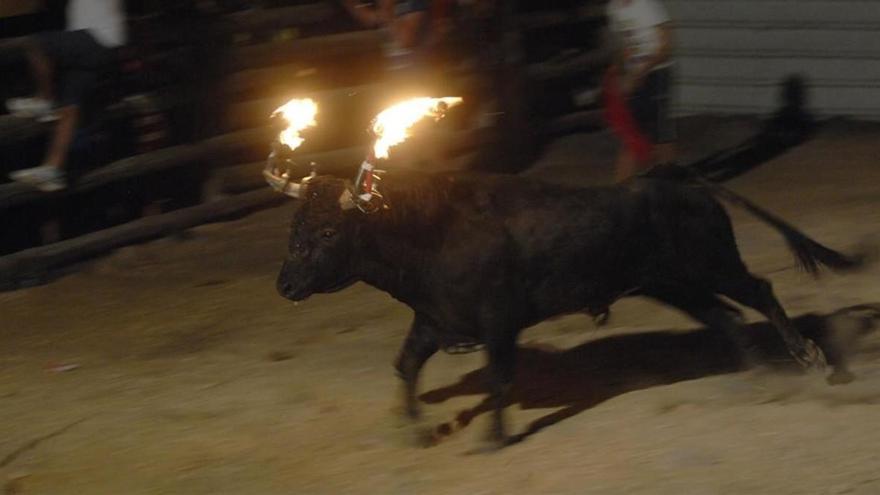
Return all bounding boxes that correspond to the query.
[705,181,863,275]
[646,164,867,276]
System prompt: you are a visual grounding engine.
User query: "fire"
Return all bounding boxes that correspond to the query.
[371,96,462,159]
[272,98,318,151]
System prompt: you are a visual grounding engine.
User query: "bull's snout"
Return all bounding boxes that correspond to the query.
[276,262,297,299]
[276,262,311,301]
[276,277,295,298]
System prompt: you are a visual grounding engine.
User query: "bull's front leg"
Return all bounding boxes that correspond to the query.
[394,314,439,420]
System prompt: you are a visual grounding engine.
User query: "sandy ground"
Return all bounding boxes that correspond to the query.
[2,119,880,494]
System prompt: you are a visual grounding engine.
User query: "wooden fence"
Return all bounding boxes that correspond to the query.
[0,0,610,288]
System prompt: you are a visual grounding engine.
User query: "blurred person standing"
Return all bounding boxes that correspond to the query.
[341,0,456,168]
[6,0,127,192]
[341,0,452,88]
[604,0,674,181]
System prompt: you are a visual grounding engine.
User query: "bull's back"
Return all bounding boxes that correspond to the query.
[452,177,656,314]
[452,175,735,316]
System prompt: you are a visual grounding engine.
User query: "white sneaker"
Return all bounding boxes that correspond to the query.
[6,97,58,122]
[9,165,67,192]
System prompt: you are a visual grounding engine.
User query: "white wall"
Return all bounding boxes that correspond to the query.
[667,0,880,119]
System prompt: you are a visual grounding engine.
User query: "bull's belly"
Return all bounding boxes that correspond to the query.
[410,273,638,349]
[528,280,636,322]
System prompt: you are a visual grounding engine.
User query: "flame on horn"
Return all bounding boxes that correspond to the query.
[371,97,462,159]
[272,98,318,151]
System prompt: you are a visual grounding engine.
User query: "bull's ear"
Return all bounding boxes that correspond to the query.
[338,188,356,210]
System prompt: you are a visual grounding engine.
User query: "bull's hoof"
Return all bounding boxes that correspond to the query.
[391,397,424,422]
[389,419,440,448]
[413,425,441,448]
[827,368,856,386]
[793,338,828,372]
[404,404,422,421]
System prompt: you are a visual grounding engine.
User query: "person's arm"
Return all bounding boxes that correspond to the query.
[341,0,393,28]
[341,0,378,27]
[392,9,428,49]
[425,0,453,47]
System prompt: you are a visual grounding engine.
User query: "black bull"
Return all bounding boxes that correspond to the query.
[274,166,862,448]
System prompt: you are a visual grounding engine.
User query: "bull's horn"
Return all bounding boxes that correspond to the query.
[263,151,305,198]
[263,166,306,198]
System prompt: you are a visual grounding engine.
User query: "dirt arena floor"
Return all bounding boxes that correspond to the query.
[2,118,880,494]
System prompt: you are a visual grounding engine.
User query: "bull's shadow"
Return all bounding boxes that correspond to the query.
[420,305,880,444]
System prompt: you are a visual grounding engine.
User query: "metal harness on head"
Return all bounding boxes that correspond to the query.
[351,159,388,214]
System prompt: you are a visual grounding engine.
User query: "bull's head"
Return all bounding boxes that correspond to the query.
[265,159,361,301]
[267,95,462,301]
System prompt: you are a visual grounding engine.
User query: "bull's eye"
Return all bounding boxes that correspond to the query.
[321,228,337,239]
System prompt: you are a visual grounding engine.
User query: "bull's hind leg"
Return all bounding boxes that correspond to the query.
[717,274,827,371]
[647,288,759,369]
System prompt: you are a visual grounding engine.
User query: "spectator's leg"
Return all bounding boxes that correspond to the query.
[6,38,57,119]
[43,105,80,170]
[612,72,657,181]
[652,67,677,165]
[392,10,429,49]
[24,40,54,101]
[8,104,76,191]
[9,31,109,191]
[618,68,678,176]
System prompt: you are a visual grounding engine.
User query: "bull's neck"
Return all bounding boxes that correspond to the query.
[353,221,433,304]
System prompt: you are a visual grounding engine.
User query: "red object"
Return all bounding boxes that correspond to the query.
[364,168,373,195]
[602,68,653,164]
